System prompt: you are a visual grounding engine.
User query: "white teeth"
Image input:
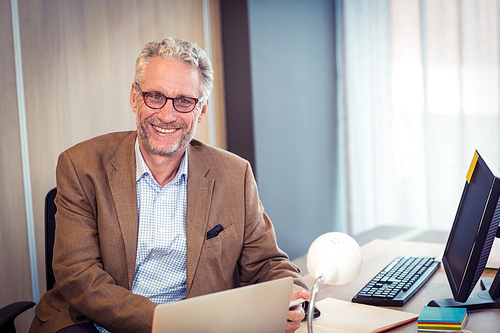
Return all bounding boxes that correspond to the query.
[153,125,176,133]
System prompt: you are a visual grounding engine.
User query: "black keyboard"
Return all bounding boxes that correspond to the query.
[351,256,439,306]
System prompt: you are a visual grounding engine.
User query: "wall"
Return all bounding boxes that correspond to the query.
[247,0,346,260]
[1,0,32,330]
[0,1,225,331]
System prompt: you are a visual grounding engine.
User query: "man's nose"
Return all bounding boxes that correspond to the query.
[157,100,177,122]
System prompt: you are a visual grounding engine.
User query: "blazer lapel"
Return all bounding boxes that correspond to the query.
[107,131,139,289]
[185,142,214,295]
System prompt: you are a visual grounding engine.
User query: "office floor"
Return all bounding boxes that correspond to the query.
[291,225,449,275]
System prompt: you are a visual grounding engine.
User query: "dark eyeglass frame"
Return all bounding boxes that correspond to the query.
[135,83,201,113]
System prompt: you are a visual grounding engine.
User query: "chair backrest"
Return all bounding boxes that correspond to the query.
[45,187,57,291]
[0,301,35,333]
[0,189,55,333]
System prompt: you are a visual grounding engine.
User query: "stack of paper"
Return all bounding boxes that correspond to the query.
[417,306,468,331]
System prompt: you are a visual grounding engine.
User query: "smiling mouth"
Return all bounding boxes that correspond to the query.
[153,125,177,134]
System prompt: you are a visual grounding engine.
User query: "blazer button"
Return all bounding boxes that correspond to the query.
[76,315,86,321]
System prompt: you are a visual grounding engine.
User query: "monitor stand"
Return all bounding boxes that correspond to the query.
[428,277,500,311]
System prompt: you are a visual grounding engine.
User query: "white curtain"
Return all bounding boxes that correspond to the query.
[338,0,500,235]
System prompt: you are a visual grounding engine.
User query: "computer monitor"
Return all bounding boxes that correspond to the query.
[428,150,500,310]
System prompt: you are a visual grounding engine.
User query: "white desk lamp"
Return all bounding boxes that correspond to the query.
[306,232,362,333]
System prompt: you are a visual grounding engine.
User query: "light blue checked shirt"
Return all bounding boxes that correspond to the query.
[96,139,187,333]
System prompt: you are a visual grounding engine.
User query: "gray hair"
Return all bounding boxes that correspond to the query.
[134,37,214,99]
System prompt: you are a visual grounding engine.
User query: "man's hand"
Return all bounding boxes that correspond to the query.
[286,290,311,333]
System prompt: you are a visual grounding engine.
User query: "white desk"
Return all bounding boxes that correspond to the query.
[301,239,500,333]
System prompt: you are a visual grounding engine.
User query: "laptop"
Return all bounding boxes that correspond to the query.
[152,277,294,333]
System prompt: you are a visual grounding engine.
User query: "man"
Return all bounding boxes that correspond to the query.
[30,37,309,333]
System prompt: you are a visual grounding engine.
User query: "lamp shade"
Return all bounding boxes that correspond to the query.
[306,232,362,285]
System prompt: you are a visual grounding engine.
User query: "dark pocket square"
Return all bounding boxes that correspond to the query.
[207,224,224,239]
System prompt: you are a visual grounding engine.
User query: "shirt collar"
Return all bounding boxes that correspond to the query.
[134,137,188,185]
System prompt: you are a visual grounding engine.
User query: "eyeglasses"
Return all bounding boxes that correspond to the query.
[135,83,201,113]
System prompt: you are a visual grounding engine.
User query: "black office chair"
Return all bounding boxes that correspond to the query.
[0,302,36,333]
[44,187,57,291]
[0,188,57,333]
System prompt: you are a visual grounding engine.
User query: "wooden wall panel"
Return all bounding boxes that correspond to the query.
[1,0,225,330]
[17,0,224,296]
[0,0,33,331]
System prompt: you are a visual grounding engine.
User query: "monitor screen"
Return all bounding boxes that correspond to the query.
[429,150,500,310]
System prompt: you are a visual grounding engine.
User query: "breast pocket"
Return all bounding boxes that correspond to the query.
[193,224,241,292]
[204,223,237,249]
[201,223,240,286]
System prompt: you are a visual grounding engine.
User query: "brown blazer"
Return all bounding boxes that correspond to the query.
[30,131,307,333]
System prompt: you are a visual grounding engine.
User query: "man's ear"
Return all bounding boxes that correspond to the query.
[197,100,208,123]
[130,83,138,113]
